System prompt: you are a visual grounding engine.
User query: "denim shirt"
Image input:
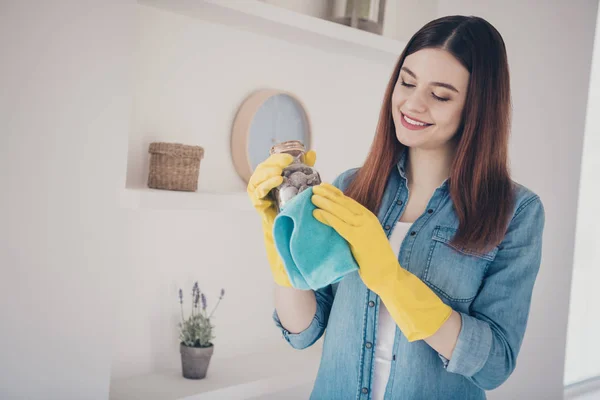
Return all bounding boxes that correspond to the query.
[273,150,545,400]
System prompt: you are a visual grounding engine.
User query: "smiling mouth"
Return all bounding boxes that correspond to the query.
[401,112,432,127]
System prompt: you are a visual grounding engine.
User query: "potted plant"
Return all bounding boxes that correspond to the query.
[178,282,225,380]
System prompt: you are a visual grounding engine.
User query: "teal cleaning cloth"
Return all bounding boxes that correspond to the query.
[272,186,359,290]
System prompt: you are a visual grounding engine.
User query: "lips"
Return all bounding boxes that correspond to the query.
[401,112,432,126]
[399,111,433,132]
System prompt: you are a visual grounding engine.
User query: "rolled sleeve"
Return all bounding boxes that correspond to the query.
[440,195,545,390]
[444,312,493,375]
[272,284,335,350]
[273,308,326,349]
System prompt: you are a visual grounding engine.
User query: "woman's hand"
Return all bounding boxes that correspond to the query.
[311,182,452,341]
[247,150,316,287]
[247,150,317,225]
[310,183,397,291]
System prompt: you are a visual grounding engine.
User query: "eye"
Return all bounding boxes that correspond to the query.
[401,80,450,103]
[432,93,450,102]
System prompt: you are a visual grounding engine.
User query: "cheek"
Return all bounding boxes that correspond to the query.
[436,106,462,129]
[391,86,404,106]
[430,109,462,142]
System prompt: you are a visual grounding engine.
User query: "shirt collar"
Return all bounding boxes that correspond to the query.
[395,147,408,179]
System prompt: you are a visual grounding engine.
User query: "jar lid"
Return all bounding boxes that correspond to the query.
[269,140,305,156]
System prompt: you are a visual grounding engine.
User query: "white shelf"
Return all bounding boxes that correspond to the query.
[137,0,405,63]
[109,345,321,400]
[120,188,252,211]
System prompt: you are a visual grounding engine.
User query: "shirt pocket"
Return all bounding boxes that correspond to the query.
[423,226,499,303]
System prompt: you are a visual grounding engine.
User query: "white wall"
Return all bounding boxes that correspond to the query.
[565,3,600,386]
[436,0,599,399]
[384,0,438,43]
[0,1,133,399]
[260,0,331,20]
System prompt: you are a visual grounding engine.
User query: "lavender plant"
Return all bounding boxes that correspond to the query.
[178,282,225,348]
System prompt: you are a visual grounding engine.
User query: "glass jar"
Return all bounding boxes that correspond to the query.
[269,140,321,213]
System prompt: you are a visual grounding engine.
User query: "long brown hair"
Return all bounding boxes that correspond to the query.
[345,16,514,252]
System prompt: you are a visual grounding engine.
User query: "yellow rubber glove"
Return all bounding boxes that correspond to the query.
[311,183,452,341]
[247,150,317,287]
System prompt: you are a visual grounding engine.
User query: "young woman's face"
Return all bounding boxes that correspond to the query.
[391,48,470,151]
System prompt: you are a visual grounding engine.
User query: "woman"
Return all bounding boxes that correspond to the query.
[247,15,545,399]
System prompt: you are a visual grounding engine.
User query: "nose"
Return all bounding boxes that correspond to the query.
[403,90,428,114]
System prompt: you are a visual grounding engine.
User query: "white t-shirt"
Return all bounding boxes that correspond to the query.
[371,221,413,400]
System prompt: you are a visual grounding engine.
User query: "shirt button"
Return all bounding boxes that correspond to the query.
[368,300,375,307]
[362,387,369,394]
[396,200,403,206]
[384,225,391,230]
[366,342,372,349]
[410,231,416,236]
[428,209,434,214]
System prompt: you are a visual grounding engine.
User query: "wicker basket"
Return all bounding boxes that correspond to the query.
[147,142,204,192]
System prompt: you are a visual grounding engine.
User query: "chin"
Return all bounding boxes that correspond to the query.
[395,127,427,149]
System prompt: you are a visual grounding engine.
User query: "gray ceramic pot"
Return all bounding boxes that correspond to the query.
[180,343,214,380]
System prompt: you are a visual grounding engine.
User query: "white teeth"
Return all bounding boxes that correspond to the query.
[404,114,428,126]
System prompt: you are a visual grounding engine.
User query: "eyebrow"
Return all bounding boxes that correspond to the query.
[401,67,460,93]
